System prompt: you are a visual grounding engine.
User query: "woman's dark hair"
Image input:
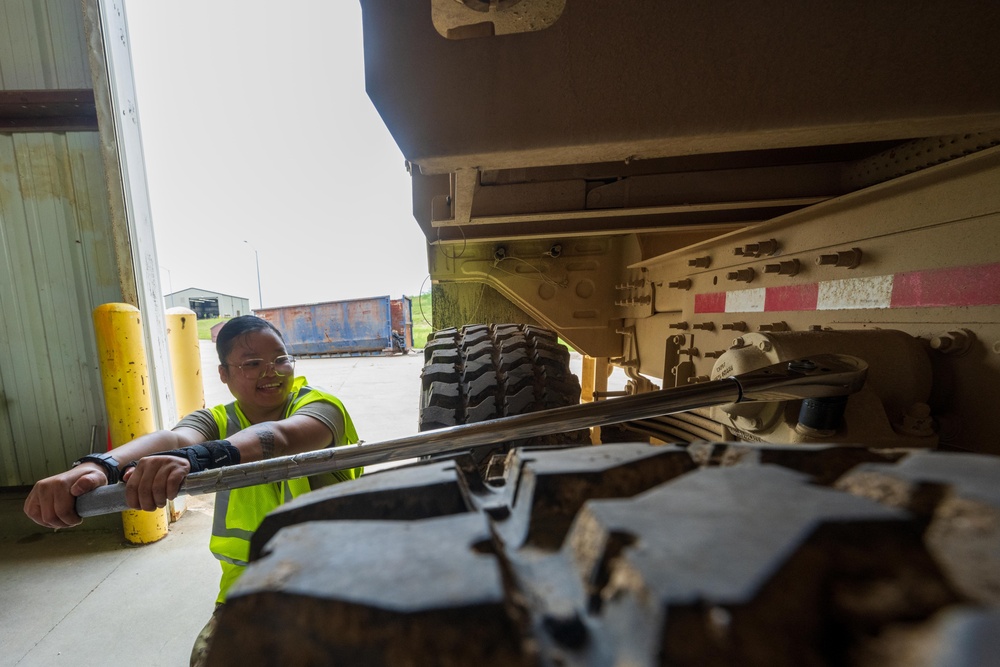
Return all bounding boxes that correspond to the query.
[216,316,285,365]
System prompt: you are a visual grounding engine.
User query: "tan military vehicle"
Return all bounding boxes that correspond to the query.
[204,3,1000,666]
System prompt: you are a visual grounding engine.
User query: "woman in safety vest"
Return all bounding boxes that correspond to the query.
[23,315,361,665]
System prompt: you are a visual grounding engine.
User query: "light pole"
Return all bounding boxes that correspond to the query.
[160,265,173,303]
[244,240,262,310]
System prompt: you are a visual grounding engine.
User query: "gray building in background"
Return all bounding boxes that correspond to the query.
[165,288,250,319]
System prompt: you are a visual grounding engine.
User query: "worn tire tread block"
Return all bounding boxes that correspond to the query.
[217,516,528,667]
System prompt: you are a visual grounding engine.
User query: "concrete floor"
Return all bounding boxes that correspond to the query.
[1,341,626,666]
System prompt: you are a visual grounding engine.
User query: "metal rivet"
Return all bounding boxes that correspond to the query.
[816,248,862,269]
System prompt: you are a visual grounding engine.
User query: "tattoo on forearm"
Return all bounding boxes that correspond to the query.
[254,427,276,459]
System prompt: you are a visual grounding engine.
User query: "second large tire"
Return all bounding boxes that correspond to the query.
[417,324,590,466]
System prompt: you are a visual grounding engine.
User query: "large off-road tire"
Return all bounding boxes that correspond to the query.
[418,324,590,468]
[208,443,1000,667]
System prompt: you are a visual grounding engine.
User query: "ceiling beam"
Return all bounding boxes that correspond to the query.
[0,89,98,133]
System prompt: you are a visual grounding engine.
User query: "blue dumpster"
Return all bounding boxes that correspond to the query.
[256,296,409,357]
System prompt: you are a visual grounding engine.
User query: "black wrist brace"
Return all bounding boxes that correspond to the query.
[152,440,241,473]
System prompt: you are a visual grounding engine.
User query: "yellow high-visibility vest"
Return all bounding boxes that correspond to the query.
[207,376,360,602]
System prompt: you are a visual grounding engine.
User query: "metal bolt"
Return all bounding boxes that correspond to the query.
[726,268,755,283]
[930,336,953,352]
[733,247,745,256]
[692,322,715,331]
[763,259,800,276]
[787,359,818,373]
[758,322,789,332]
[929,329,974,356]
[721,321,748,332]
[704,350,726,359]
[669,322,689,330]
[679,348,700,357]
[668,279,692,290]
[816,247,862,269]
[758,340,773,352]
[688,375,711,384]
[731,337,746,348]
[688,256,712,268]
[739,239,779,258]
[757,239,780,256]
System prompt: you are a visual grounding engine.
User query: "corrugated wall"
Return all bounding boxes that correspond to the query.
[0,0,122,485]
[0,1,91,89]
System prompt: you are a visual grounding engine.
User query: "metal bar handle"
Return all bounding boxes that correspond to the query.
[76,353,866,517]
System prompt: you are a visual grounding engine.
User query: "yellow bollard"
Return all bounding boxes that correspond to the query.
[165,307,205,419]
[581,356,596,403]
[93,303,169,544]
[164,307,205,521]
[582,356,610,444]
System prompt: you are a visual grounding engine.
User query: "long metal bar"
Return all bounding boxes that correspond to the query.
[76,353,867,517]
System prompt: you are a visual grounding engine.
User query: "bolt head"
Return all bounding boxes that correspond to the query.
[787,359,817,372]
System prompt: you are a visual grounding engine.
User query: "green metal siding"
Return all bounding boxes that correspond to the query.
[0,0,123,485]
[0,0,91,89]
[0,131,121,485]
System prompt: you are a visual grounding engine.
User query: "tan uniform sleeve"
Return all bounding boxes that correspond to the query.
[295,401,346,446]
[172,409,220,440]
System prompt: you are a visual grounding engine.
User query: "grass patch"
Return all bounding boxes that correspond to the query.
[197,317,229,341]
[408,292,433,349]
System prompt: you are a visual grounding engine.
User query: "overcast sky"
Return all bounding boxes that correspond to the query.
[124,2,430,310]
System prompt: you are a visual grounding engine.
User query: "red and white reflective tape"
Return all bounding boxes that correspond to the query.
[694,262,1000,314]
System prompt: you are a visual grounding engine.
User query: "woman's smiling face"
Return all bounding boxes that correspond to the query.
[219,329,293,418]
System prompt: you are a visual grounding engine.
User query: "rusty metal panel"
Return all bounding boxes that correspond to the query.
[0,131,120,485]
[256,297,394,357]
[0,0,92,90]
[390,297,413,348]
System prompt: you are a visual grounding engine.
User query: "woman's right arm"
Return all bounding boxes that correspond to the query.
[23,426,206,529]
